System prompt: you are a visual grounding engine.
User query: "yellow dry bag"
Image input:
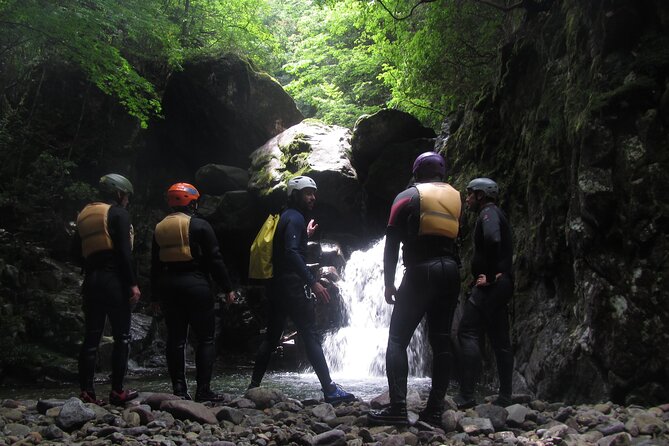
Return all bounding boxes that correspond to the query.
[249,214,279,279]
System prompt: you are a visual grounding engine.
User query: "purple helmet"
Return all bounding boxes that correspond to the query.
[412,151,445,178]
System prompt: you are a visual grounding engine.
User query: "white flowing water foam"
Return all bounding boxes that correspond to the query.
[322,238,428,379]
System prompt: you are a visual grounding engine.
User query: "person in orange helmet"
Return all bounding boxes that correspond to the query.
[151,182,236,402]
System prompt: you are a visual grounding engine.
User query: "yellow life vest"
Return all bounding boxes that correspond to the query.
[77,203,113,258]
[154,212,194,262]
[416,183,461,239]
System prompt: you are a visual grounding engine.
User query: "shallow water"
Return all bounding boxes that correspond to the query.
[0,370,433,403]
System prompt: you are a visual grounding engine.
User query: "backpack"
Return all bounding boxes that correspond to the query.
[248,214,279,279]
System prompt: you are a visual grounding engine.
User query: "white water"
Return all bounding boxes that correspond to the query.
[323,238,428,379]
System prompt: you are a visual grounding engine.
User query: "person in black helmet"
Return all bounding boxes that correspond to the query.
[368,152,461,427]
[72,173,140,406]
[454,177,514,409]
[248,175,355,404]
[151,182,236,402]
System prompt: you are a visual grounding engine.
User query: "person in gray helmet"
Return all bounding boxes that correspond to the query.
[248,175,355,404]
[455,177,514,409]
[72,173,140,406]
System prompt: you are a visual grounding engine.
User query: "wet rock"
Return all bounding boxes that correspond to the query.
[159,400,218,425]
[506,403,531,426]
[474,403,508,430]
[629,413,667,435]
[36,399,66,414]
[312,428,345,446]
[597,420,626,436]
[244,387,286,409]
[143,392,182,410]
[0,408,23,422]
[312,403,337,421]
[3,422,32,437]
[125,404,155,425]
[41,423,65,440]
[458,417,494,435]
[55,397,96,431]
[215,406,245,425]
[597,432,632,446]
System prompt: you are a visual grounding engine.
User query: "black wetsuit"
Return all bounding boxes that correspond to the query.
[151,212,233,394]
[250,207,333,389]
[383,184,461,410]
[458,202,514,399]
[72,203,136,394]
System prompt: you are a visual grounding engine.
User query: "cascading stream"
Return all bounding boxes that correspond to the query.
[323,238,428,379]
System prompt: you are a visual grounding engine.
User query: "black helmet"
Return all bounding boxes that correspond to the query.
[466,178,498,199]
[100,173,134,195]
[412,151,445,179]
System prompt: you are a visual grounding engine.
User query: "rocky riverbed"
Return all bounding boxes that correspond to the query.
[1,388,668,445]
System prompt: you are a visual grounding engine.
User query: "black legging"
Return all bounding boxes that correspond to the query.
[160,273,216,393]
[386,256,460,408]
[79,269,132,393]
[250,274,333,389]
[457,275,514,399]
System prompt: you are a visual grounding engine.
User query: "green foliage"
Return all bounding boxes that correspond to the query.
[269,0,506,129]
[0,0,279,127]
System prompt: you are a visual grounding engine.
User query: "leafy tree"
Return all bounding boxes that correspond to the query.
[277,1,390,127]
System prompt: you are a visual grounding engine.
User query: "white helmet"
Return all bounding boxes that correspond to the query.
[287,175,317,197]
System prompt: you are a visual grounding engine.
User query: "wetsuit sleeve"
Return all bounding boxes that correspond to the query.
[150,235,161,302]
[195,218,233,293]
[383,188,413,287]
[108,206,137,287]
[70,230,84,268]
[480,207,503,279]
[283,215,316,285]
[383,226,401,287]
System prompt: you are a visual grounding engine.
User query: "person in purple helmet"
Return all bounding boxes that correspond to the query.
[369,152,462,426]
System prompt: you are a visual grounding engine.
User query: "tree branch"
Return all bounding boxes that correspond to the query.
[376,0,438,21]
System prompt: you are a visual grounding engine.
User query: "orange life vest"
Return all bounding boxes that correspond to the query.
[154,212,194,262]
[77,203,114,258]
[416,182,461,239]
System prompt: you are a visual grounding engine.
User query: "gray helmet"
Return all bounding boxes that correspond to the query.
[287,175,317,197]
[100,173,134,195]
[466,177,498,199]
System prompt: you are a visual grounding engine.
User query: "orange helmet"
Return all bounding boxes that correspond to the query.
[166,183,200,207]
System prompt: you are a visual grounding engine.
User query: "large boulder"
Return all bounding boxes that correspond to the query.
[361,138,437,237]
[248,119,363,246]
[350,109,436,182]
[195,164,249,195]
[142,53,303,193]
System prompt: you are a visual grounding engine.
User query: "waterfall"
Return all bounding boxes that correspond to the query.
[323,238,429,378]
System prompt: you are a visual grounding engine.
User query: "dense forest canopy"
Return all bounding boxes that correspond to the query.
[0,0,520,232]
[1,0,517,130]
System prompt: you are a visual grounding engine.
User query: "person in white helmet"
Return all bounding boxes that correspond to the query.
[248,176,355,404]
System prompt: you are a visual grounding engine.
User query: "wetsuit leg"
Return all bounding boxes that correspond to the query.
[162,289,190,392]
[78,271,107,392]
[104,272,132,392]
[457,293,485,399]
[386,265,430,408]
[284,279,333,389]
[425,258,460,407]
[484,276,514,397]
[250,283,287,387]
[186,283,216,392]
